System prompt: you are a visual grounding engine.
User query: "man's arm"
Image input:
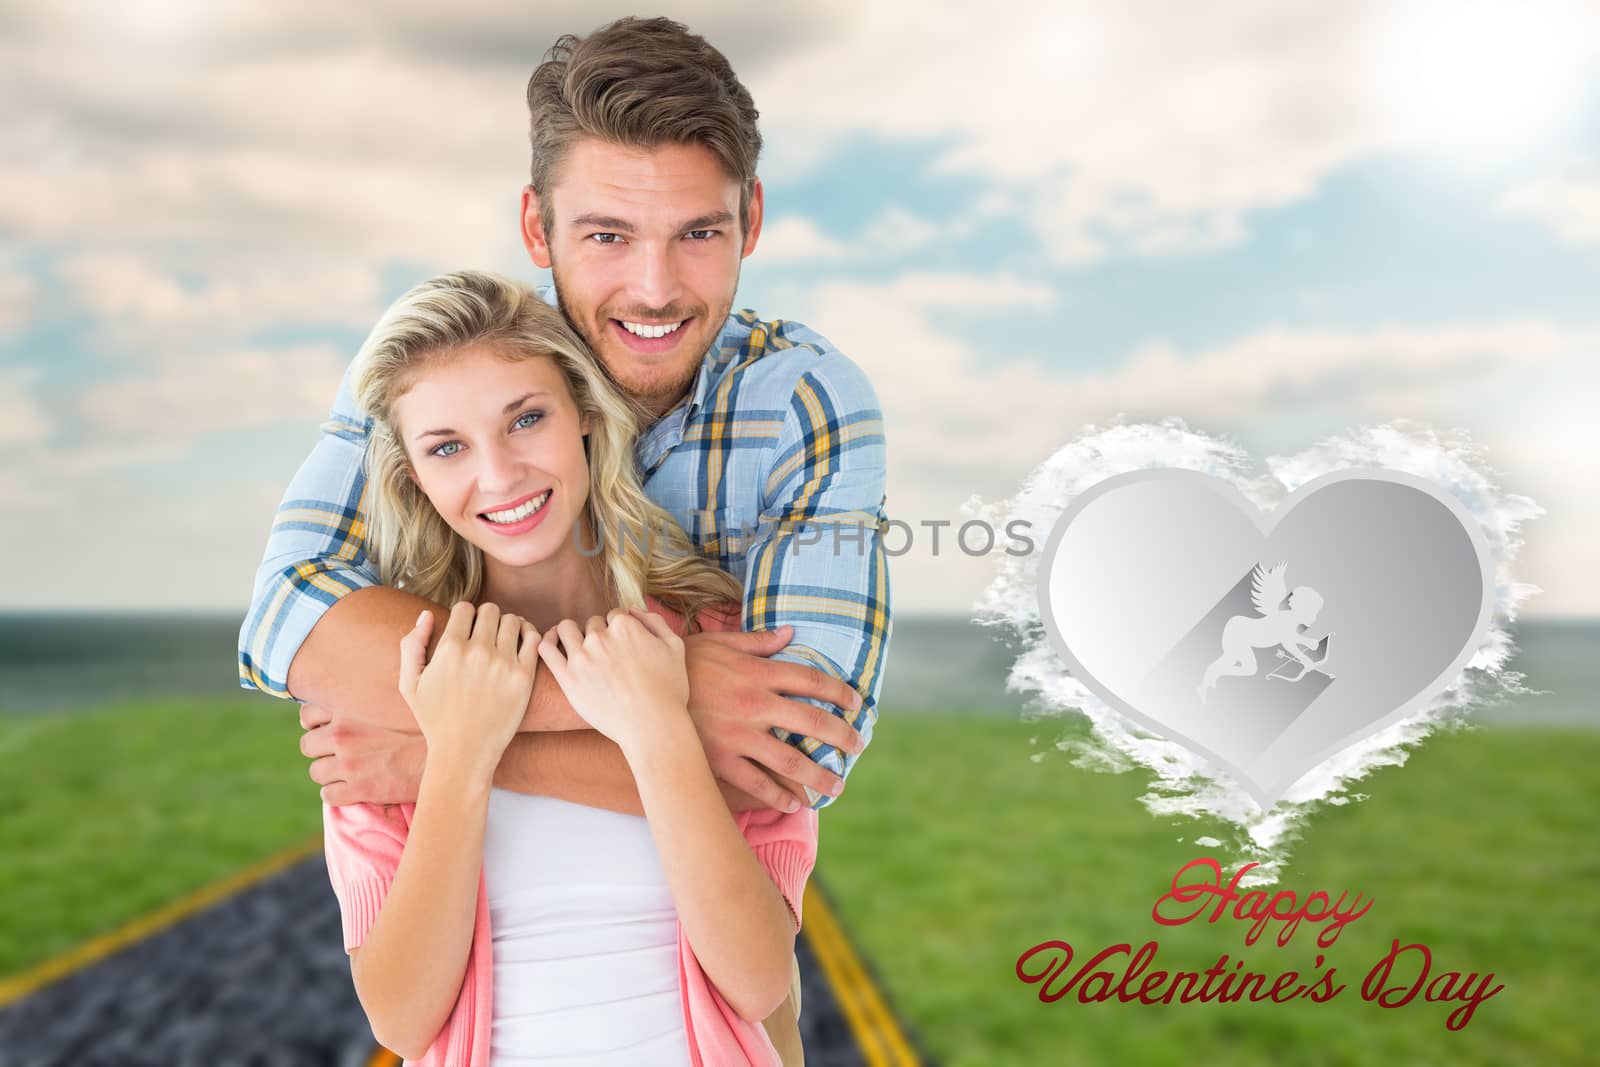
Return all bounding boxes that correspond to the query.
[741,337,893,809]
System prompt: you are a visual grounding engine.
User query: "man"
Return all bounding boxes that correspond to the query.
[237,16,891,1058]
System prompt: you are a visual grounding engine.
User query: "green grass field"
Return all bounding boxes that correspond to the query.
[822,713,1600,1066]
[2,701,1597,1065]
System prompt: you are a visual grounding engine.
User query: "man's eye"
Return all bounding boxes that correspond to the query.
[589,233,623,245]
[431,441,461,458]
[685,229,718,240]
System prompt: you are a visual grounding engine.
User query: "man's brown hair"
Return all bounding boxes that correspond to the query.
[525,16,763,234]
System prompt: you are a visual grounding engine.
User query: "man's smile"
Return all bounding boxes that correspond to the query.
[610,315,695,354]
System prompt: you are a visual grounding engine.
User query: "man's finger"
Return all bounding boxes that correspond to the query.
[299,704,332,731]
[299,725,336,760]
[768,660,864,715]
[718,758,802,814]
[320,783,354,806]
[694,625,792,655]
[765,696,865,754]
[750,734,844,800]
[308,755,344,787]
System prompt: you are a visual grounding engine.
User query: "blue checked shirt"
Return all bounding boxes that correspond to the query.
[238,294,892,807]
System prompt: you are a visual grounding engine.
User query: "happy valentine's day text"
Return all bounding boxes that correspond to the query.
[1015,858,1504,1031]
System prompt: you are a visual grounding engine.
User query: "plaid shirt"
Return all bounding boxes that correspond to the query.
[237,295,892,806]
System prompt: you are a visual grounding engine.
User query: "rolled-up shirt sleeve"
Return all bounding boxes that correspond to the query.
[743,350,893,808]
[237,361,381,700]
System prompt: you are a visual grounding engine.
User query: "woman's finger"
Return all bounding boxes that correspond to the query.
[397,610,432,702]
[472,601,502,644]
[518,622,540,673]
[584,614,607,637]
[496,611,523,658]
[443,600,476,644]
[633,609,679,644]
[556,617,586,656]
[537,628,572,687]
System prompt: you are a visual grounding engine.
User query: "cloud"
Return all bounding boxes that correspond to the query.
[1499,160,1600,244]
[756,217,856,264]
[56,252,386,344]
[0,366,51,446]
[0,272,36,335]
[757,206,947,265]
[794,269,1598,611]
[752,1,1600,264]
[72,344,348,452]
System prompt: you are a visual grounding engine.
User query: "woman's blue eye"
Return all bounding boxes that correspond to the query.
[431,441,461,458]
[514,410,543,429]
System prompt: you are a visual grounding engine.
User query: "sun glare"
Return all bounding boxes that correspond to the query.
[1365,0,1596,161]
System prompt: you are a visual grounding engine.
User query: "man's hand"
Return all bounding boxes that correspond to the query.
[684,624,866,812]
[300,702,427,806]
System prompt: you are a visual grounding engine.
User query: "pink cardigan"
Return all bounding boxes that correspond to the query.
[321,603,819,1067]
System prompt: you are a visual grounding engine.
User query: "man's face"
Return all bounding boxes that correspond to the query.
[520,138,763,418]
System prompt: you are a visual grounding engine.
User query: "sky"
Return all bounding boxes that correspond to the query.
[1,0,1597,617]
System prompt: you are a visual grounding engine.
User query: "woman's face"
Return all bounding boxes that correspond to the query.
[393,344,591,570]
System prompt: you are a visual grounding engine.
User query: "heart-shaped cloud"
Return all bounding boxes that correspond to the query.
[972,418,1542,882]
[1036,467,1493,807]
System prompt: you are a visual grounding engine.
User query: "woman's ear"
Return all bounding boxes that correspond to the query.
[580,412,592,437]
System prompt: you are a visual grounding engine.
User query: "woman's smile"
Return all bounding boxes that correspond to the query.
[477,489,555,536]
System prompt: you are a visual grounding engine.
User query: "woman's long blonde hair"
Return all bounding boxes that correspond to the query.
[345,269,741,629]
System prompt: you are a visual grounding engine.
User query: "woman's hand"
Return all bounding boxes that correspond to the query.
[398,601,539,782]
[537,607,690,755]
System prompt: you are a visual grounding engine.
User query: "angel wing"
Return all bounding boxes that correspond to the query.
[1250,561,1289,616]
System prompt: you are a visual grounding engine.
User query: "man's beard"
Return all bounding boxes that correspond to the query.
[549,260,738,418]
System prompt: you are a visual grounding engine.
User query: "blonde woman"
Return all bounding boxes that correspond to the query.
[321,269,817,1066]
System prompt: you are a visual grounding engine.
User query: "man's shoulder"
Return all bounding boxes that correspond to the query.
[711,310,881,416]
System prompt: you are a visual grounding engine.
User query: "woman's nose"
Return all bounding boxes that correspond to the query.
[475,443,524,495]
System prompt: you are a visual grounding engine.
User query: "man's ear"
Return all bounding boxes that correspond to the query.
[521,185,553,270]
[740,177,764,260]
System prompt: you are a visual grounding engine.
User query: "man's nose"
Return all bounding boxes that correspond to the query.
[630,240,681,311]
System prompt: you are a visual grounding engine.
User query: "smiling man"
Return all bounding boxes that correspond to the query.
[238,19,890,831]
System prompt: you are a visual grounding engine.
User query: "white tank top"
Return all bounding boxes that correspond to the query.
[481,788,694,1067]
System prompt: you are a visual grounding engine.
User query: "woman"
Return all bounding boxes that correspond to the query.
[321,269,817,1066]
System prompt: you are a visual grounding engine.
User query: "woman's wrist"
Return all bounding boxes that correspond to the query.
[420,742,500,796]
[616,701,699,769]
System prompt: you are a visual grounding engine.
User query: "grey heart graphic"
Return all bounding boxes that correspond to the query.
[1036,468,1494,808]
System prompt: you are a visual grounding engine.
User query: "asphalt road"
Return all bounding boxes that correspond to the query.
[0,855,878,1067]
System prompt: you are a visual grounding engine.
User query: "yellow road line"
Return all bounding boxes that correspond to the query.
[801,882,923,1067]
[0,835,325,1008]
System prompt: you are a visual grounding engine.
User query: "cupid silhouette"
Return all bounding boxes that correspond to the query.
[1196,562,1335,705]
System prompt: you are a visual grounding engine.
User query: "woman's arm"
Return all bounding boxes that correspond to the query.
[538,610,797,1021]
[626,715,799,1020]
[348,601,538,1058]
[348,761,490,1059]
